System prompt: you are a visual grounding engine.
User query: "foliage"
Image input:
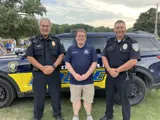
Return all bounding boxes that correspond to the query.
[0,0,46,41]
[133,8,160,35]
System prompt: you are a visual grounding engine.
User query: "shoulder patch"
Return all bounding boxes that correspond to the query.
[132,43,139,51]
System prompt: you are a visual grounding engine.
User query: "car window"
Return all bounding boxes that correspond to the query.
[60,37,74,50]
[87,37,108,52]
[133,37,159,52]
[149,37,160,50]
[60,36,108,52]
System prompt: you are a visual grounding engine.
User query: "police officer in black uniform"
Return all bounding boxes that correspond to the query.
[100,20,140,120]
[25,18,65,120]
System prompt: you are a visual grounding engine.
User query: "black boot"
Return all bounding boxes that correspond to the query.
[99,115,114,120]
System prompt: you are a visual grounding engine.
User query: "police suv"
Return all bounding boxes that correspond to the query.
[0,31,160,108]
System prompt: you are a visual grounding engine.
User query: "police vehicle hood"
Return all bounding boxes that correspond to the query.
[0,54,20,73]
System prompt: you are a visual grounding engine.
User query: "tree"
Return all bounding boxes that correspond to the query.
[20,16,39,37]
[51,24,56,34]
[61,24,71,33]
[50,23,114,34]
[20,0,46,16]
[133,8,160,35]
[0,5,22,40]
[0,0,116,40]
[70,24,94,32]
[93,26,113,32]
[127,28,133,32]
[0,0,46,41]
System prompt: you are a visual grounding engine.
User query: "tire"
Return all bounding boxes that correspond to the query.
[0,78,16,108]
[115,75,147,106]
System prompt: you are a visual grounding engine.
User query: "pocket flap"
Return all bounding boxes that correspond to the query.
[35,45,43,50]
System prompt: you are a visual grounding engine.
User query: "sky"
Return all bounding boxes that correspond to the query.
[40,0,159,28]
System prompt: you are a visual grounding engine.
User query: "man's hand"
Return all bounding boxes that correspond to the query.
[81,74,89,80]
[115,69,120,74]
[73,73,83,81]
[41,65,54,75]
[108,68,119,78]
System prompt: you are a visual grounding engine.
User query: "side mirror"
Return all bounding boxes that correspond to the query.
[19,54,26,60]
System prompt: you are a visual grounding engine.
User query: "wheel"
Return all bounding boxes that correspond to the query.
[115,75,147,106]
[0,78,16,108]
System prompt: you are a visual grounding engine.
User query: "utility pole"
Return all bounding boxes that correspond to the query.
[154,2,159,37]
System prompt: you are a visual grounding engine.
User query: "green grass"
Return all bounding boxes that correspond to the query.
[0,90,160,120]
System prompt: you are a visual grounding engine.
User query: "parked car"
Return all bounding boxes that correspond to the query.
[15,47,26,55]
[0,31,160,108]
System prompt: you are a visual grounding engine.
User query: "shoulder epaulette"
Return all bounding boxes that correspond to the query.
[107,37,115,43]
[130,38,137,43]
[109,37,115,40]
[29,36,36,41]
[50,35,60,40]
[29,36,38,43]
[125,35,137,43]
[110,36,115,39]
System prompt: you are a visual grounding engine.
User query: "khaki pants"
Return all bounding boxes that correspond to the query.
[70,84,95,103]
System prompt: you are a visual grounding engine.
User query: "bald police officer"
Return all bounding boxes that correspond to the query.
[100,20,140,120]
[26,18,65,120]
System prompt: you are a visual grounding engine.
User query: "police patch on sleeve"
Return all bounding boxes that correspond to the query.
[132,43,139,51]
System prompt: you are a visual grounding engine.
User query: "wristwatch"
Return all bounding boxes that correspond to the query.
[53,64,56,69]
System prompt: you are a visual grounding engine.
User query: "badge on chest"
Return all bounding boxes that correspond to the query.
[123,44,128,50]
[52,41,56,46]
[120,43,128,52]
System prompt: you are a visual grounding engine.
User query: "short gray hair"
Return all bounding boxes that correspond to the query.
[39,17,52,27]
[114,20,125,26]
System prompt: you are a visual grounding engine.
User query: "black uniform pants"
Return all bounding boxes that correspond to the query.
[105,73,131,120]
[32,70,61,119]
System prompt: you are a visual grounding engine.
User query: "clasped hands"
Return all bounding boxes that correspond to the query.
[41,65,55,75]
[73,73,89,81]
[108,68,119,78]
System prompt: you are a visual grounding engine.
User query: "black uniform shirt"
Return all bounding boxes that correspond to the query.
[25,34,65,66]
[102,36,140,68]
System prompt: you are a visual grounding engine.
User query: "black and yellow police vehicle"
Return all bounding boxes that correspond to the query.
[0,31,160,108]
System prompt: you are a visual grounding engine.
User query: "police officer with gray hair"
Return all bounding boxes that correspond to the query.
[100,20,140,120]
[25,18,65,120]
